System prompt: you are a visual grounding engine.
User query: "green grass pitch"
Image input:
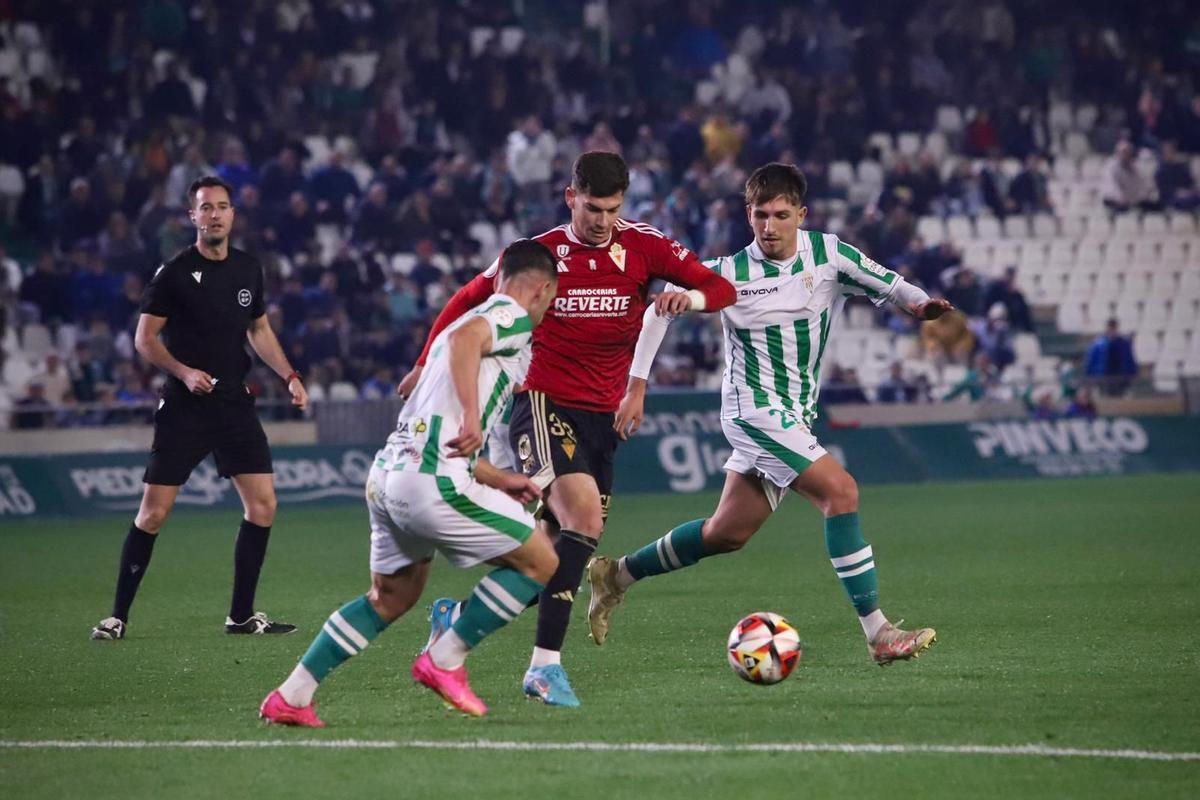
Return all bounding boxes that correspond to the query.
[2,474,1199,799]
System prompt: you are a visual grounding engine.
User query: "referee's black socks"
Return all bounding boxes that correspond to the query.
[112,524,157,622]
[534,529,598,652]
[229,520,271,623]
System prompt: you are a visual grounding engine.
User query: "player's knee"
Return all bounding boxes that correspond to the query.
[824,474,859,516]
[245,495,277,526]
[703,518,753,553]
[368,581,412,622]
[136,506,170,533]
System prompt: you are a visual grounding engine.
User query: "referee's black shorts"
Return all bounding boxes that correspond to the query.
[143,386,273,486]
[508,390,618,523]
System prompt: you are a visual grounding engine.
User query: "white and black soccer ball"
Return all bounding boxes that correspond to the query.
[727,612,802,685]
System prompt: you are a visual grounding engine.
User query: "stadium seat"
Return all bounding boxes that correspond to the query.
[1124,268,1154,297]
[1140,212,1168,235]
[19,323,52,361]
[1079,155,1107,181]
[935,105,964,135]
[916,215,945,245]
[1052,158,1079,182]
[1014,332,1041,363]
[829,160,855,189]
[1178,271,1200,299]
[866,132,894,159]
[896,132,922,157]
[1112,213,1140,236]
[1133,330,1161,364]
[1076,240,1105,269]
[1167,213,1197,235]
[1056,299,1090,333]
[961,241,992,271]
[1047,239,1075,266]
[1058,214,1086,237]
[1032,214,1058,239]
[975,216,1002,241]
[946,216,973,243]
[1113,297,1143,331]
[390,253,416,274]
[1153,363,1180,393]
[1048,101,1074,135]
[991,241,1021,275]
[1074,103,1099,131]
[468,221,500,257]
[1001,216,1029,239]
[1160,238,1189,267]
[923,131,949,160]
[1064,132,1090,161]
[328,381,359,401]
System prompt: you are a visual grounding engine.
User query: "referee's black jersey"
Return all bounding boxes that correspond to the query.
[141,245,266,395]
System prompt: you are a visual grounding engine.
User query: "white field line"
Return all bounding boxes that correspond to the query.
[0,739,1197,762]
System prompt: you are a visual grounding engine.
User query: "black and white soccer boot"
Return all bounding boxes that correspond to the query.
[225,611,297,635]
[90,616,126,640]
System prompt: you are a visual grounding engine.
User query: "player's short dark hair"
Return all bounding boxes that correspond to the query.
[188,176,235,207]
[571,151,629,197]
[744,163,807,207]
[500,239,558,281]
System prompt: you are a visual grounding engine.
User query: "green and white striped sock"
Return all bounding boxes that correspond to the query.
[430,568,543,669]
[825,512,880,617]
[279,595,389,707]
[622,519,708,582]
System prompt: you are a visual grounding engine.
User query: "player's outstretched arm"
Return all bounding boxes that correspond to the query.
[474,458,542,504]
[397,272,496,397]
[651,240,736,312]
[134,313,213,395]
[615,303,673,440]
[247,314,307,410]
[445,316,492,458]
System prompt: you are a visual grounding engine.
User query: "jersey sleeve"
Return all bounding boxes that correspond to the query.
[140,263,175,317]
[480,303,532,355]
[831,238,902,308]
[647,236,736,311]
[416,272,496,365]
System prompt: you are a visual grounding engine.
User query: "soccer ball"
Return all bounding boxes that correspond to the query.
[727,612,802,685]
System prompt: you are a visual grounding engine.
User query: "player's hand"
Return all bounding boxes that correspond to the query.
[288,376,308,411]
[654,291,693,317]
[396,364,423,398]
[181,368,215,394]
[910,298,955,320]
[497,472,542,504]
[447,418,483,458]
[614,384,646,441]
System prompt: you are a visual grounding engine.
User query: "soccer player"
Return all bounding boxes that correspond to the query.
[260,240,560,724]
[396,152,735,705]
[587,163,952,664]
[90,177,307,641]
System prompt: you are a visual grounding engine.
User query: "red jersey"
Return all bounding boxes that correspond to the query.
[418,219,734,412]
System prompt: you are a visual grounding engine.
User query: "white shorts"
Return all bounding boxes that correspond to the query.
[487,417,515,471]
[366,465,535,574]
[721,410,827,508]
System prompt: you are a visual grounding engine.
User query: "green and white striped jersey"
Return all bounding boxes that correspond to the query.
[703,231,904,424]
[378,294,532,477]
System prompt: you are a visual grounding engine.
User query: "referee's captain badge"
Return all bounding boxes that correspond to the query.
[237,289,252,307]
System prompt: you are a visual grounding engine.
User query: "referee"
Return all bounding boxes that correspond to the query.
[91,176,308,640]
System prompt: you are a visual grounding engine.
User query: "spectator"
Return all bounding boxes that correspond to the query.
[822,365,869,404]
[1029,390,1059,420]
[1084,318,1138,395]
[308,147,361,223]
[982,266,1033,332]
[1101,140,1156,213]
[386,273,421,327]
[877,362,918,403]
[407,239,444,294]
[666,106,704,178]
[921,309,975,364]
[273,191,317,257]
[98,211,148,275]
[57,178,106,252]
[351,183,395,248]
[258,144,307,215]
[11,380,49,429]
[111,273,144,333]
[19,251,70,325]
[972,303,1016,371]
[506,115,556,189]
[1064,385,1098,419]
[215,138,256,194]
[1008,152,1054,214]
[944,268,984,317]
[164,144,214,209]
[1155,140,1199,211]
[29,353,71,406]
[944,352,998,402]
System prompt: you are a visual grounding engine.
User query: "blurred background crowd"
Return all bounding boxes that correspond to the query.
[1,0,1198,429]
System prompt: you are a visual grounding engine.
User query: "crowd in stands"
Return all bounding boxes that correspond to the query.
[1,0,1198,428]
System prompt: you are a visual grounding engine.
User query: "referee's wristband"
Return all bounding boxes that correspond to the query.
[285,370,302,384]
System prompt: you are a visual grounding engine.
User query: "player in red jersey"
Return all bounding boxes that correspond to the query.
[398,152,734,706]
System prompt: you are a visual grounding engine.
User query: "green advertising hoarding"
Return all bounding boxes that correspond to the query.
[2,392,1198,519]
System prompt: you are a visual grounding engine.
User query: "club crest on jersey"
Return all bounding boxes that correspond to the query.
[804,273,814,292]
[237,289,252,307]
[557,244,569,258]
[491,306,515,328]
[609,243,626,272]
[518,433,532,460]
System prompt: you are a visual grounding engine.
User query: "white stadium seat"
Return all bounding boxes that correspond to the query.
[1140,212,1167,235]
